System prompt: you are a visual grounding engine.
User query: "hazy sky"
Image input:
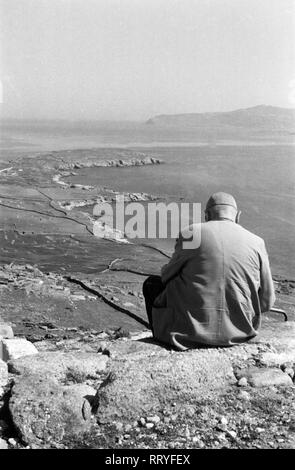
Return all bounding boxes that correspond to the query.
[1,0,295,121]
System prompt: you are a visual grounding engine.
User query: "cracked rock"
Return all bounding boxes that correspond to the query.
[95,347,235,423]
[236,367,293,388]
[8,351,109,382]
[1,338,38,361]
[0,323,14,340]
[9,375,96,447]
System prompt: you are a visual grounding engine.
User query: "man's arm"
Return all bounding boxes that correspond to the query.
[161,232,193,285]
[259,241,276,313]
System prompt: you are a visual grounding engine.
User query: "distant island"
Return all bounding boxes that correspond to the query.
[146,105,295,133]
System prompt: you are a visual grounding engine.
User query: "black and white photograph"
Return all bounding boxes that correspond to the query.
[0,0,294,454]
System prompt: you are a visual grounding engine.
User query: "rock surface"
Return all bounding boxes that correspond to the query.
[1,338,38,362]
[9,351,109,382]
[9,375,96,447]
[95,348,236,423]
[0,437,8,449]
[236,367,293,388]
[250,321,295,366]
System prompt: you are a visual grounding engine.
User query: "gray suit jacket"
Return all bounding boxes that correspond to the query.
[152,220,275,350]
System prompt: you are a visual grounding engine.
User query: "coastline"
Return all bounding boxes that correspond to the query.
[0,143,294,449]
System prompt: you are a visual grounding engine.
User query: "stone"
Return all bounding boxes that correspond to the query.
[0,437,8,449]
[237,367,293,388]
[95,348,235,423]
[145,423,154,429]
[0,359,8,387]
[115,422,123,431]
[256,427,264,433]
[9,351,109,382]
[0,323,14,339]
[284,368,294,379]
[8,438,17,446]
[220,416,228,425]
[237,377,248,387]
[254,322,295,367]
[146,415,160,424]
[237,390,251,401]
[181,404,195,417]
[1,338,38,362]
[99,338,170,360]
[197,441,205,448]
[9,375,96,447]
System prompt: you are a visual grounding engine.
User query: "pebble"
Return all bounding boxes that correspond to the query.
[220,416,228,426]
[8,437,17,446]
[238,377,248,387]
[146,415,160,424]
[227,430,237,439]
[124,424,132,432]
[139,417,146,426]
[284,368,294,379]
[217,433,227,441]
[185,426,191,439]
[256,427,264,433]
[0,438,8,449]
[237,390,250,401]
[115,422,123,431]
[145,422,155,429]
[96,332,109,340]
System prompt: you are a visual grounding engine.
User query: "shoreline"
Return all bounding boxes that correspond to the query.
[0,144,294,450]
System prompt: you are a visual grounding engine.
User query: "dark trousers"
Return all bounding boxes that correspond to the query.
[142,275,165,334]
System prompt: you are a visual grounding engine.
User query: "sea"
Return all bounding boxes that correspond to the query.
[1,119,294,278]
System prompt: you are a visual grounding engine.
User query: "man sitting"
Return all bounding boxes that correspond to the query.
[143,192,275,350]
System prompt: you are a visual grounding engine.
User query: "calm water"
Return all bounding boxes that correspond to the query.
[1,121,294,278]
[68,145,295,278]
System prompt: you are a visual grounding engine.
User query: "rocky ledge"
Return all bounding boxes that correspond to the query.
[57,155,163,171]
[0,308,295,449]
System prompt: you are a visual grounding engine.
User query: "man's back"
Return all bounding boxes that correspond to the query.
[152,220,275,350]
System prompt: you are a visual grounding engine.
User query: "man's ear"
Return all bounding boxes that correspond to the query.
[235,210,241,224]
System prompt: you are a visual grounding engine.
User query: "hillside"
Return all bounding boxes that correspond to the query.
[146,105,295,132]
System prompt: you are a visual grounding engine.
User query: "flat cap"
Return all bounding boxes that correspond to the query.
[206,192,237,211]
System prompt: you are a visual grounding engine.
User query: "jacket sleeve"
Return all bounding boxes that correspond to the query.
[161,232,193,285]
[258,241,276,313]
